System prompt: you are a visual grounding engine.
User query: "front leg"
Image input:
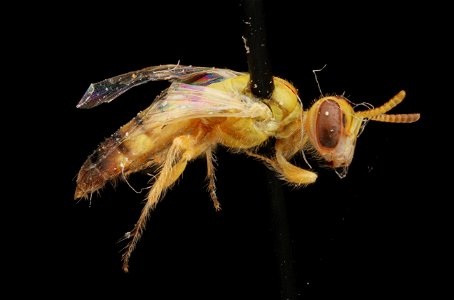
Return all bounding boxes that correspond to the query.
[245,129,317,185]
[274,135,317,185]
[245,148,317,186]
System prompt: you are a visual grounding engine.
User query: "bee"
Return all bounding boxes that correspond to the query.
[75,64,420,272]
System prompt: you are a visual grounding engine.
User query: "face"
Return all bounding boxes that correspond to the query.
[304,96,365,169]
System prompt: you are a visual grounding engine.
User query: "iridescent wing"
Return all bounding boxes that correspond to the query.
[140,82,272,129]
[77,64,243,109]
[84,80,272,177]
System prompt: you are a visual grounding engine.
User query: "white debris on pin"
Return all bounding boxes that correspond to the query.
[242,36,250,54]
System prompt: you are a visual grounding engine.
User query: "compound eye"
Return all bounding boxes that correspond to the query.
[316,100,342,148]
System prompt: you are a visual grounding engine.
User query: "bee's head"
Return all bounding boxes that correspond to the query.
[304,90,420,176]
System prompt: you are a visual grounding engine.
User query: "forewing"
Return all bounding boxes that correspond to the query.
[77,64,242,109]
[89,82,271,167]
[140,82,272,129]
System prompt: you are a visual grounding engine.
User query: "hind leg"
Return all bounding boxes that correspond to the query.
[205,148,221,211]
[121,134,211,272]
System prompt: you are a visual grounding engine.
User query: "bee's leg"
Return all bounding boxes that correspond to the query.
[121,134,211,272]
[244,150,278,169]
[274,139,317,185]
[244,146,316,186]
[205,148,221,211]
[274,151,317,185]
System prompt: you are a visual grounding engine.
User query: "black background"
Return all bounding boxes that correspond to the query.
[11,1,449,299]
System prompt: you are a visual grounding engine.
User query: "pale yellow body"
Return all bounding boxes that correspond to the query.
[75,65,419,272]
[76,74,317,272]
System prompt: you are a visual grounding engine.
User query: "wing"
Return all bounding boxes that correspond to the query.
[140,82,272,129]
[84,81,272,177]
[109,81,272,156]
[77,64,243,109]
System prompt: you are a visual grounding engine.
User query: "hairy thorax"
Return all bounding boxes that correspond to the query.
[207,74,303,148]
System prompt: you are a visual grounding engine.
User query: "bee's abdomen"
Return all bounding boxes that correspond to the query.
[74,129,133,199]
[74,112,157,199]
[74,116,198,199]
